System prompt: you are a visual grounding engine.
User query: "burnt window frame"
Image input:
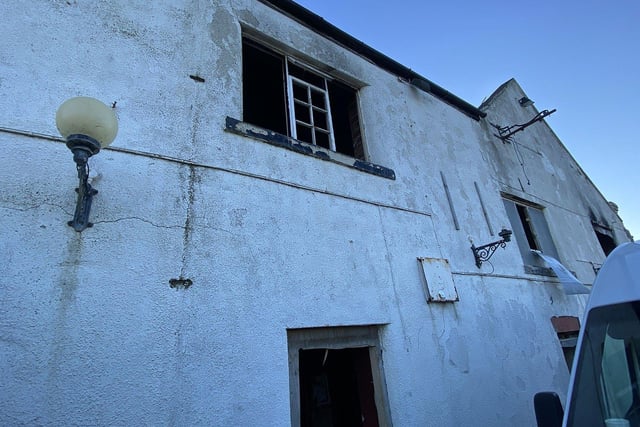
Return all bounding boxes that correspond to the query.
[502,195,560,276]
[592,222,617,256]
[241,36,365,160]
[286,61,335,150]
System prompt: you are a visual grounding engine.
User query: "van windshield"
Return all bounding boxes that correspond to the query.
[567,301,640,427]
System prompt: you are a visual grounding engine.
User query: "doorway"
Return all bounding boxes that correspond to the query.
[287,326,391,427]
[299,347,379,427]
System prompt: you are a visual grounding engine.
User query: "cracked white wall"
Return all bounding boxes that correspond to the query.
[0,1,631,426]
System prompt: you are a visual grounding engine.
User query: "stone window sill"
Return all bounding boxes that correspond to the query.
[225,117,396,180]
[524,264,558,277]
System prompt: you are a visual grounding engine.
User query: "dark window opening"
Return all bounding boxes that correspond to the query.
[242,37,364,160]
[328,80,361,158]
[595,229,616,256]
[242,39,288,135]
[517,204,540,250]
[299,347,379,427]
[503,196,559,273]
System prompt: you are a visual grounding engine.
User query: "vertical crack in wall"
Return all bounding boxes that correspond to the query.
[376,206,412,352]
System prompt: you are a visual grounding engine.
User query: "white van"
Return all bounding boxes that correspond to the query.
[535,242,640,427]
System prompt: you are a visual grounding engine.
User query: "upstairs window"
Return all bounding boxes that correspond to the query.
[593,222,617,256]
[242,38,364,159]
[503,196,560,275]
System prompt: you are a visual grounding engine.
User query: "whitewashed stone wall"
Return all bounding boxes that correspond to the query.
[0,1,628,425]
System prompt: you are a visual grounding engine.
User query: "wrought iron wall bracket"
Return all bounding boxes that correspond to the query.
[69,165,98,232]
[67,135,101,232]
[471,228,512,268]
[492,109,556,143]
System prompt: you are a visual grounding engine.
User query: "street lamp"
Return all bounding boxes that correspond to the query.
[56,96,118,232]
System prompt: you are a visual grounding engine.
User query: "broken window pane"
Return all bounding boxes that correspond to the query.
[296,125,313,144]
[311,90,326,109]
[313,110,327,130]
[242,39,288,136]
[593,223,617,256]
[294,102,311,125]
[242,37,364,159]
[315,130,330,149]
[517,204,540,250]
[503,196,559,273]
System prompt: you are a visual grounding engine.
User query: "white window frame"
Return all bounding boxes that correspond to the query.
[285,60,336,151]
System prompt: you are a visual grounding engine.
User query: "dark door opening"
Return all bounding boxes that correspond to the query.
[299,347,379,427]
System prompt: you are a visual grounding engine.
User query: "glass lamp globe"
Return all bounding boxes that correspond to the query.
[56,97,118,151]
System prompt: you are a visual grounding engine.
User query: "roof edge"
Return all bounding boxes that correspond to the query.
[479,78,517,110]
[257,0,486,120]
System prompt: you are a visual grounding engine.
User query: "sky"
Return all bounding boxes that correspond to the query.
[295,0,639,239]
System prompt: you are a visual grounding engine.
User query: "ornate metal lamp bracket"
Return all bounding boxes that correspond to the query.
[471,228,513,268]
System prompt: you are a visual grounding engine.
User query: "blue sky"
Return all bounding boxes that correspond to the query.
[295,0,639,239]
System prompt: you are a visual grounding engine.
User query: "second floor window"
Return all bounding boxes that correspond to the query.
[242,37,364,159]
[502,195,560,274]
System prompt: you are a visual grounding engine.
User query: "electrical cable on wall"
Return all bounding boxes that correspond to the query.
[512,139,531,185]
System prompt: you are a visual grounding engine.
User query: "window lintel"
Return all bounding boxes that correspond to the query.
[501,192,545,210]
[241,29,366,89]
